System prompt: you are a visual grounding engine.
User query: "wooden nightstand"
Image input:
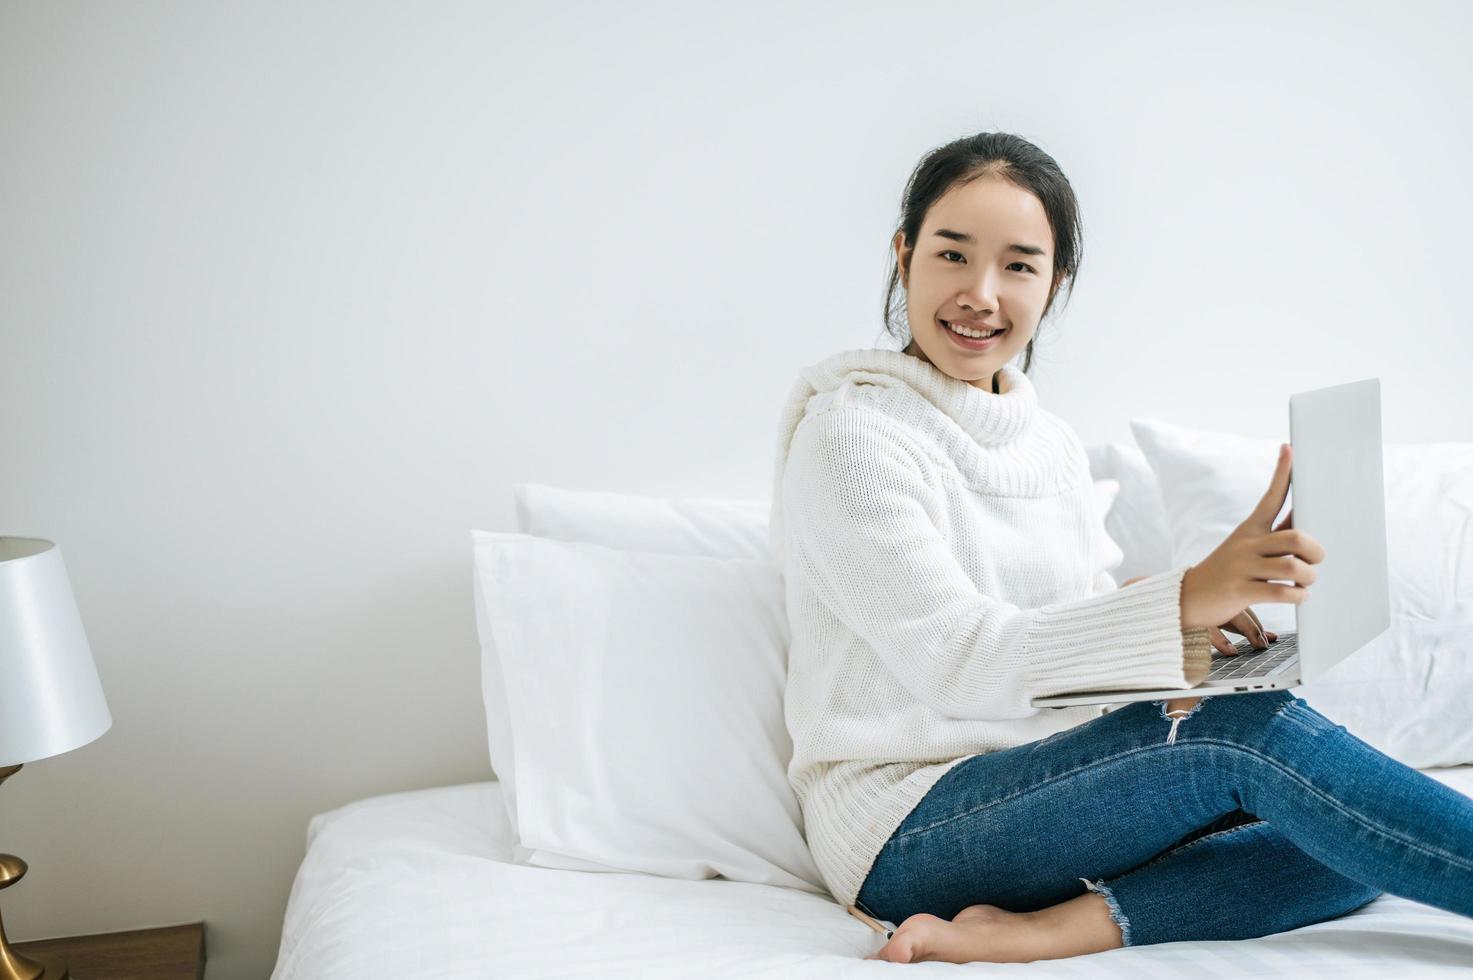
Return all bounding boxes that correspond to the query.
[11,921,205,980]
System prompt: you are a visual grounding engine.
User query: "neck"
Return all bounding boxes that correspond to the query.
[901,342,1007,395]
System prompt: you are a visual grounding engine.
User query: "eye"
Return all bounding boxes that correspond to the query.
[938,251,1036,274]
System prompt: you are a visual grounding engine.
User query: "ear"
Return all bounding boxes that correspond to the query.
[892,230,909,285]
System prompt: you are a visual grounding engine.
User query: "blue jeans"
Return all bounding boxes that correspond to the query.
[853,690,1473,947]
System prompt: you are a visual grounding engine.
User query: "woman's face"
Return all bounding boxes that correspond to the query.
[894,174,1060,390]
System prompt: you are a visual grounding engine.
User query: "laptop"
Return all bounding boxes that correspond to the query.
[1031,378,1392,710]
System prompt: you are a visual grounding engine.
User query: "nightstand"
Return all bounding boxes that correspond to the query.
[11,921,204,980]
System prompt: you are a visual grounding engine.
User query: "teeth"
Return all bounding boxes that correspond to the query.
[945,320,1002,339]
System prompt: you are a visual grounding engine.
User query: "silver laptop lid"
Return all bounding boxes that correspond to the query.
[1290,378,1391,680]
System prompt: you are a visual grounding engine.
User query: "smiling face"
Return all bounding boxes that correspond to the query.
[895,173,1061,391]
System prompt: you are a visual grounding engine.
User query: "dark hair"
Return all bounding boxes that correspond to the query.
[879,132,1083,374]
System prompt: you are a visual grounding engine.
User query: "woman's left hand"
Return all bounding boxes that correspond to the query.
[1120,576,1277,658]
[1211,607,1276,657]
[1166,610,1275,717]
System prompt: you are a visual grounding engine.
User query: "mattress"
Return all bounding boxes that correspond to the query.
[270,768,1473,978]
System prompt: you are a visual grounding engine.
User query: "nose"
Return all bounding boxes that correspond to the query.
[958,266,1001,315]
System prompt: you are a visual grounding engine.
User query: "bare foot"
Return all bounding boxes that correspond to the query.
[864,904,1045,964]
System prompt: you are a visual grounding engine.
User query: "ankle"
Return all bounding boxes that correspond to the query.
[951,905,1051,963]
[1018,892,1125,958]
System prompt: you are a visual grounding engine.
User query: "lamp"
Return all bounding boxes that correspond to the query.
[0,538,112,980]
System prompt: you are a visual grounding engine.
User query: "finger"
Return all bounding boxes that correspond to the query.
[1252,581,1310,606]
[1261,535,1326,569]
[1262,555,1316,589]
[1208,626,1239,656]
[1220,613,1265,650]
[1250,444,1293,529]
[1245,606,1276,642]
[1273,508,1294,533]
[1243,607,1270,648]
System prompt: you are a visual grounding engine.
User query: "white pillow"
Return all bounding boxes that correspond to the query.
[513,482,771,559]
[1130,417,1473,767]
[1085,442,1175,584]
[1092,477,1121,531]
[471,530,827,895]
[475,485,773,844]
[472,549,526,844]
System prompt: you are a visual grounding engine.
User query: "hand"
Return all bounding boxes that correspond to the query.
[1179,444,1323,631]
[1124,580,1272,716]
[1209,607,1277,657]
[1166,609,1279,718]
[1122,579,1278,653]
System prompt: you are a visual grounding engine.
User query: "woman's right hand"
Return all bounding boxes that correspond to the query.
[1179,443,1325,631]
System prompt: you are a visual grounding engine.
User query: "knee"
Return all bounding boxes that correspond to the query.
[1222,690,1340,742]
[1154,691,1224,724]
[1153,690,1295,745]
[1155,695,1210,744]
[1217,688,1297,719]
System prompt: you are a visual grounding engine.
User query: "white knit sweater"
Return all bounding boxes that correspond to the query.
[768,348,1213,912]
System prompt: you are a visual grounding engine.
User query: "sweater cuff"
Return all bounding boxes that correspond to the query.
[1023,564,1201,698]
[1182,627,1214,685]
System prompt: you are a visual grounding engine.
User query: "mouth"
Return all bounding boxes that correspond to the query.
[939,317,1008,351]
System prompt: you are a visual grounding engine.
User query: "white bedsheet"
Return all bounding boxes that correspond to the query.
[270,769,1473,978]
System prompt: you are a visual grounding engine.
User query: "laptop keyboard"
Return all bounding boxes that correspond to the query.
[1205,632,1299,681]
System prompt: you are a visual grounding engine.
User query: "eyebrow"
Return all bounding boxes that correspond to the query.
[930,228,1048,256]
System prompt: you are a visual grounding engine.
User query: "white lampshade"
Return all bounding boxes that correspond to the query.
[0,537,112,767]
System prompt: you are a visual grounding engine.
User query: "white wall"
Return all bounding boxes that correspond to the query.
[2,2,1469,977]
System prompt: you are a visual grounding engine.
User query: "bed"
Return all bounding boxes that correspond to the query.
[270,433,1473,977]
[269,769,1473,978]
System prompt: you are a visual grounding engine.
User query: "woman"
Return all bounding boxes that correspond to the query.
[768,131,1473,963]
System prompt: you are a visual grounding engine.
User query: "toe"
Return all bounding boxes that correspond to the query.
[883,913,947,963]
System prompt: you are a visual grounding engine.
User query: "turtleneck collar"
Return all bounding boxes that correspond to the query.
[788,348,1037,447]
[768,348,1052,564]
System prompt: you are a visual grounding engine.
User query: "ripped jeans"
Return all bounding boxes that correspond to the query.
[852,690,1473,947]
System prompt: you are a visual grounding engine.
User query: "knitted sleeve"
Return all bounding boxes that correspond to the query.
[781,408,1214,720]
[1106,572,1214,685]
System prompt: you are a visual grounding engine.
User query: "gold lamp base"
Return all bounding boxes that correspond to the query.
[0,948,68,980]
[0,765,71,980]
